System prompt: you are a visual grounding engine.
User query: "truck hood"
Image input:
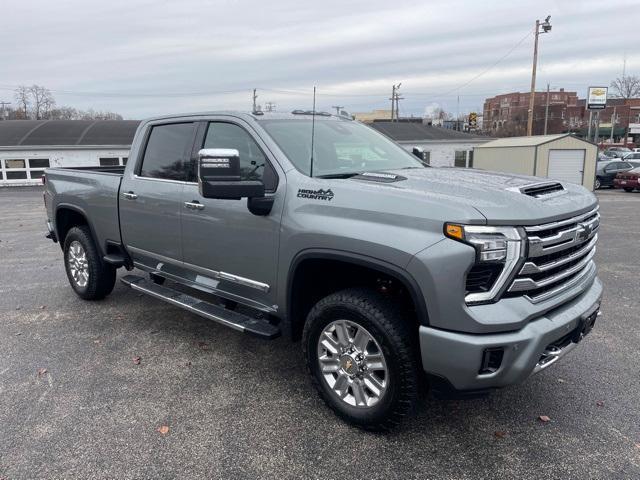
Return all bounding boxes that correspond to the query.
[357,167,597,225]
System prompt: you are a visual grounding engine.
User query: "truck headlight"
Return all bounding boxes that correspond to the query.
[445,224,523,304]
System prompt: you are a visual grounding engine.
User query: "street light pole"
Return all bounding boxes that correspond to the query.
[527,16,552,136]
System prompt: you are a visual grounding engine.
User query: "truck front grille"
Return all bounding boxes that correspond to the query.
[506,206,599,303]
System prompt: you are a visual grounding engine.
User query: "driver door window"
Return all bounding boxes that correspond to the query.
[203,122,276,190]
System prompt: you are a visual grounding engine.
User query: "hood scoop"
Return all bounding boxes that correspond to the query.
[511,181,565,198]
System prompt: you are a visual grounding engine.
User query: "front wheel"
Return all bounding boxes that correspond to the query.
[594,177,602,190]
[303,288,420,430]
[63,226,116,300]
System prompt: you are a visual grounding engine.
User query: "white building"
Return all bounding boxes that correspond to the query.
[369,121,491,167]
[0,120,140,186]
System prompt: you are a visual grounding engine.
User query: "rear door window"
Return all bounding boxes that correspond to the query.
[140,123,195,181]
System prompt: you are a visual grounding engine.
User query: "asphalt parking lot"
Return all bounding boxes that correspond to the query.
[0,186,639,480]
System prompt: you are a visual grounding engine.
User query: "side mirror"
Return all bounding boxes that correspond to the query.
[198,148,265,200]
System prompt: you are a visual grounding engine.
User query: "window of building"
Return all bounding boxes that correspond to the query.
[5,159,25,169]
[204,122,276,190]
[121,157,128,165]
[28,158,50,169]
[454,150,473,168]
[140,123,194,181]
[6,171,28,180]
[99,157,119,166]
[29,170,45,180]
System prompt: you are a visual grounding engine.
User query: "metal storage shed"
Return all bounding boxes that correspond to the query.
[473,134,597,190]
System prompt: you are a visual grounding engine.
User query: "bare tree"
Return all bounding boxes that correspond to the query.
[610,75,640,99]
[28,85,55,119]
[14,86,31,119]
[610,75,640,144]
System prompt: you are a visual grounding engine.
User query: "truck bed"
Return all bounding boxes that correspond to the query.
[44,167,124,254]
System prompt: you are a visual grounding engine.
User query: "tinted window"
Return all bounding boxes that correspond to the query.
[204,122,276,189]
[99,157,119,166]
[141,123,194,180]
[29,158,50,168]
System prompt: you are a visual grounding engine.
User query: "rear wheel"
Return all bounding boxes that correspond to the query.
[63,226,116,300]
[303,288,420,431]
[594,177,602,190]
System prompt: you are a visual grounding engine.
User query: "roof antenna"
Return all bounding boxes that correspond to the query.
[309,86,317,177]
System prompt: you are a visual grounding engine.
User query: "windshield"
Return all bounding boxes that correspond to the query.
[258,119,424,177]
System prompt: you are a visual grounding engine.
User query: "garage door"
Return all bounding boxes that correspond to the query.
[547,149,585,185]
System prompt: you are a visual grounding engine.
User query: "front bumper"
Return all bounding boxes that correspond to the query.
[419,276,603,392]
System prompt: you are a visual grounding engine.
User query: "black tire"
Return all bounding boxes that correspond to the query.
[63,226,116,300]
[150,273,166,285]
[594,177,602,190]
[624,187,633,192]
[303,288,420,431]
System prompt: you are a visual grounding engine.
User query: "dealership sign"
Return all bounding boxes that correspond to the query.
[587,86,608,110]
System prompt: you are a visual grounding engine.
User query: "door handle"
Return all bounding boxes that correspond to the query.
[184,201,205,210]
[122,191,138,200]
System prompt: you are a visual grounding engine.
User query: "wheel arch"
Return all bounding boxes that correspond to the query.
[55,204,102,255]
[286,249,429,340]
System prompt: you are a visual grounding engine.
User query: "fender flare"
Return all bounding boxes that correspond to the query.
[286,249,429,327]
[54,203,104,256]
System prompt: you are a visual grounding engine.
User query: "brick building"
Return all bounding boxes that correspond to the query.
[483,89,578,137]
[484,90,640,143]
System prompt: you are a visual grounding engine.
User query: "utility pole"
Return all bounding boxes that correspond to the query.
[332,105,344,116]
[0,101,10,120]
[587,110,593,140]
[394,84,403,122]
[252,89,258,112]
[456,95,460,131]
[389,83,403,121]
[593,111,600,145]
[610,106,617,143]
[543,83,550,135]
[527,16,552,136]
[390,85,396,121]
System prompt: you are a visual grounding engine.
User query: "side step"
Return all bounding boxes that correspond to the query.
[120,275,280,339]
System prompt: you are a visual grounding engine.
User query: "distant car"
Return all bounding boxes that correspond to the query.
[622,152,640,161]
[595,159,640,189]
[614,166,640,192]
[598,152,614,161]
[604,147,631,158]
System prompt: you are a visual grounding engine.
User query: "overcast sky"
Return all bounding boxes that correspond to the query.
[1,0,638,119]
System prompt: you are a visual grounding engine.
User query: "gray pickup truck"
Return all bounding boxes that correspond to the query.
[43,111,602,430]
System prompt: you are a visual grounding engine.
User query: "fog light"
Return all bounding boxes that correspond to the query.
[479,347,504,375]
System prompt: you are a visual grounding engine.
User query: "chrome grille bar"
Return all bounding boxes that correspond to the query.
[520,234,598,275]
[509,247,596,292]
[525,261,596,303]
[524,206,599,233]
[526,212,599,258]
[507,205,600,303]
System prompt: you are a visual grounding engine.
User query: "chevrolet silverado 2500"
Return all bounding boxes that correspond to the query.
[43,111,602,430]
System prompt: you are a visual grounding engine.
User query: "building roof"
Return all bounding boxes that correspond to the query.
[474,133,593,148]
[369,122,488,142]
[0,120,140,147]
